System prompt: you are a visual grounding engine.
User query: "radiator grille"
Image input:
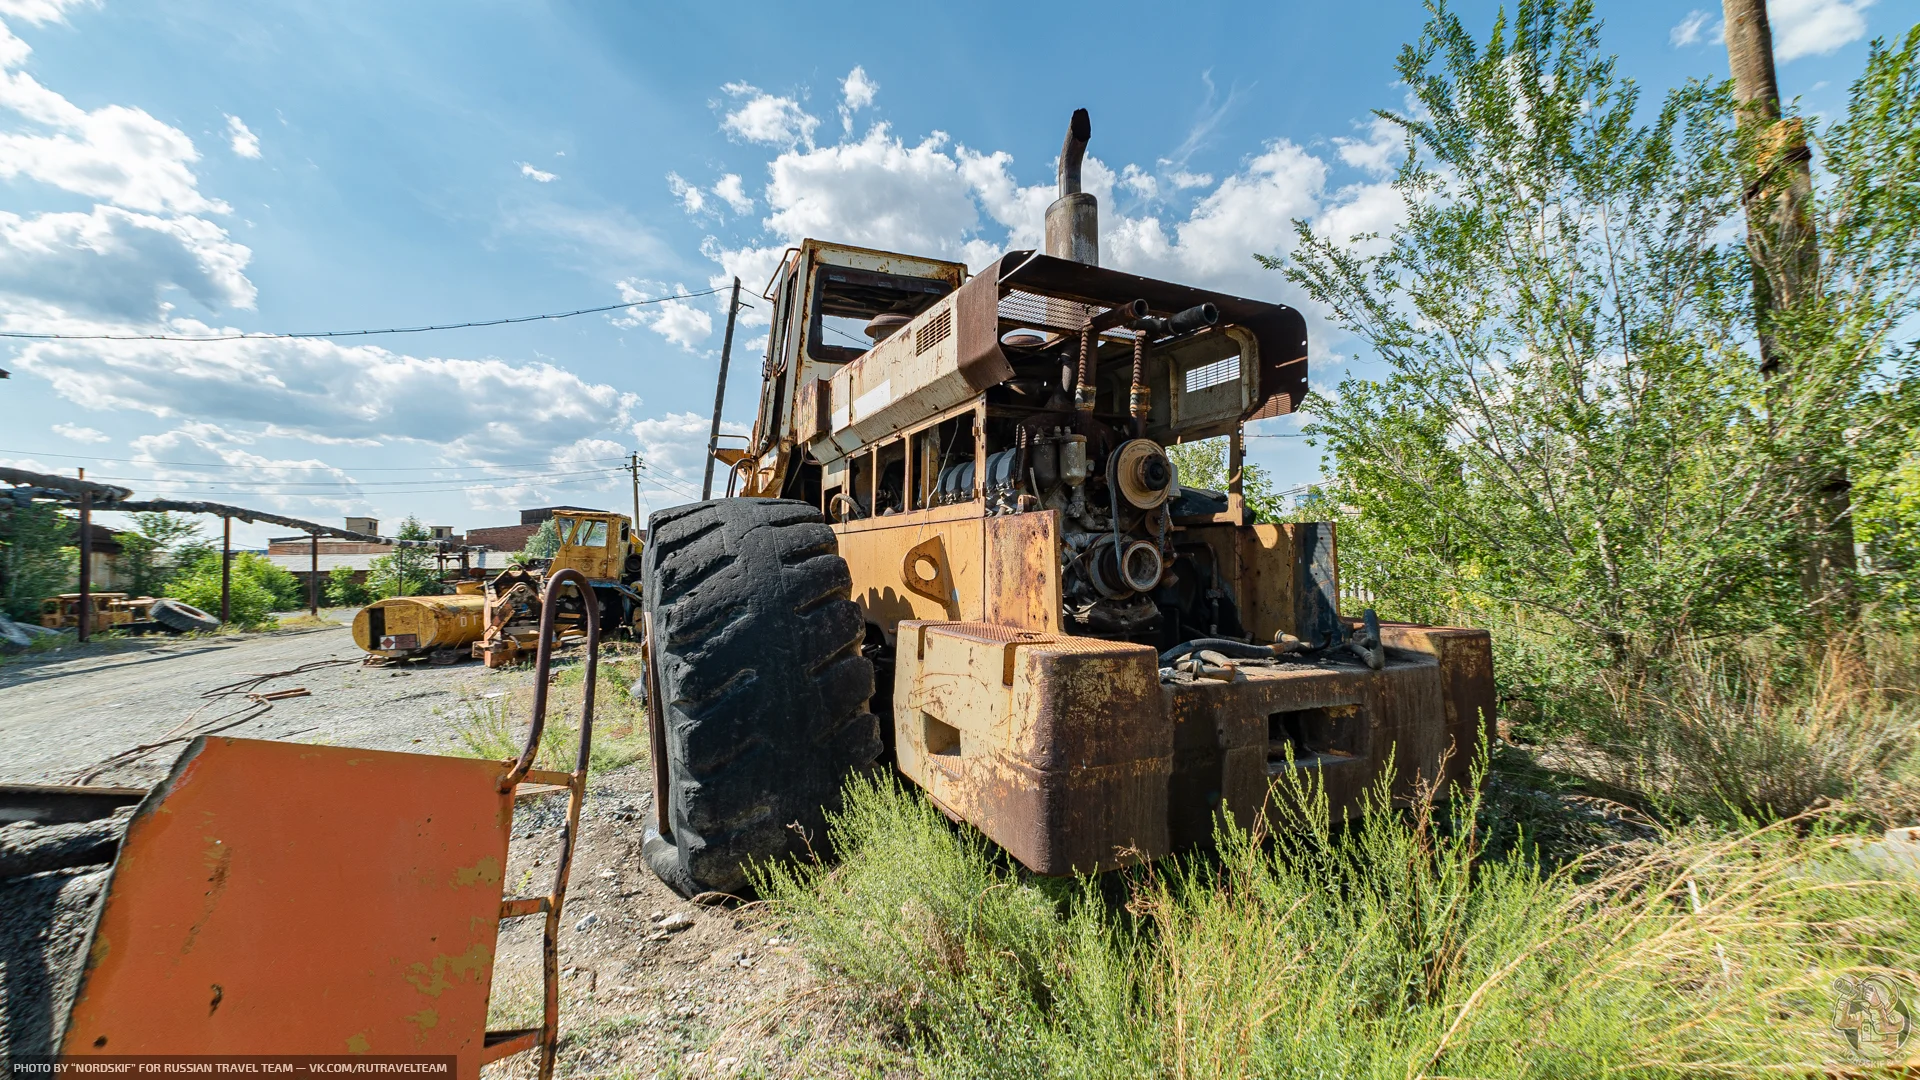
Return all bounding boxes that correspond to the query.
[915,308,952,354]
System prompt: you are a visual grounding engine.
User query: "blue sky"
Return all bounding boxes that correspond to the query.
[0,0,1896,545]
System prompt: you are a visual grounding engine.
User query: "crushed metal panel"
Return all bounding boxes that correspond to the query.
[894,621,1169,874]
[982,510,1062,633]
[62,737,512,1074]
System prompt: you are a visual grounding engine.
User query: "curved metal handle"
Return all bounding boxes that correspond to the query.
[501,567,600,789]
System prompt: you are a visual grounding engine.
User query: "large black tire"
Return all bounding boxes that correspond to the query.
[149,598,218,633]
[640,498,880,897]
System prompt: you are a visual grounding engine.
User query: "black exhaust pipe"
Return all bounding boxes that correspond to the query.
[1131,303,1219,339]
[1045,109,1098,266]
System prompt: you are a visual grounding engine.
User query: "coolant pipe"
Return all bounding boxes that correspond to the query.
[1159,638,1282,665]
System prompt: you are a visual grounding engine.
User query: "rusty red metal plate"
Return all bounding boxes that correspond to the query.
[61,736,513,1075]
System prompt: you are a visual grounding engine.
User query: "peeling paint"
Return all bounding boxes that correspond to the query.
[403,941,492,998]
[450,855,502,888]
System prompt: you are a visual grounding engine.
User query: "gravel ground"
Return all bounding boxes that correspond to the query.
[0,610,515,787]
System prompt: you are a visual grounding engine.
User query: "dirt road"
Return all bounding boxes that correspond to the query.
[0,614,500,787]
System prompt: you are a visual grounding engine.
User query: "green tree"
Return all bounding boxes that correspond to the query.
[517,518,560,562]
[116,512,205,599]
[365,515,440,598]
[1272,2,1920,691]
[0,502,75,621]
[1163,438,1291,522]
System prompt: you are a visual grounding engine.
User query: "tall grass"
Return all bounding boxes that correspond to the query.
[758,765,1920,1078]
[443,647,649,773]
[1576,629,1920,825]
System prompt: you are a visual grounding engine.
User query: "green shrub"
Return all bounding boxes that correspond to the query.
[325,565,369,607]
[165,551,302,627]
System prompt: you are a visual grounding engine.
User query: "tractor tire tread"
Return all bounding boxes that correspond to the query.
[640,498,880,897]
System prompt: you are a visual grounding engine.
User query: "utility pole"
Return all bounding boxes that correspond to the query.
[629,451,642,529]
[702,277,743,500]
[1721,0,1855,615]
[220,515,231,625]
[308,533,318,616]
[76,467,90,643]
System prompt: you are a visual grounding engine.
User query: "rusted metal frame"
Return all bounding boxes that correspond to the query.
[642,609,671,844]
[0,781,145,825]
[77,469,91,643]
[493,567,599,1080]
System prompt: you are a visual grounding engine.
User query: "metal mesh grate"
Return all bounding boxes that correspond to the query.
[998,289,1106,332]
[1184,356,1240,393]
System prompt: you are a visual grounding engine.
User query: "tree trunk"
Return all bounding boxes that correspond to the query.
[1722,0,1857,618]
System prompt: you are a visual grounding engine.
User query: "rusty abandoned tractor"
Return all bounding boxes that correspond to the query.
[476,509,644,667]
[639,110,1494,897]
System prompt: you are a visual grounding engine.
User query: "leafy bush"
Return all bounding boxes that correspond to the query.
[1274,4,1920,713]
[325,565,369,607]
[165,551,302,627]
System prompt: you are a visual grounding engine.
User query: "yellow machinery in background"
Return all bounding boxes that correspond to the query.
[475,509,643,668]
[352,593,487,663]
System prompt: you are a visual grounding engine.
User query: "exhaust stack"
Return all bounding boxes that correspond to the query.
[1045,109,1097,266]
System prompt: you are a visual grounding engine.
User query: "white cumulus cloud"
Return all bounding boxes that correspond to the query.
[613,280,713,350]
[16,332,637,459]
[51,421,108,442]
[666,171,705,215]
[712,173,751,214]
[0,0,95,26]
[1671,10,1714,47]
[0,20,226,214]
[839,65,878,132]
[1772,0,1875,61]
[518,161,556,182]
[720,81,818,148]
[225,114,259,158]
[0,204,255,319]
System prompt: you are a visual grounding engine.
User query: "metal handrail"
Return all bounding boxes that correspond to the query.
[489,568,598,1080]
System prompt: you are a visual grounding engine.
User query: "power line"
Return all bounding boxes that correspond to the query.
[90,475,625,499]
[85,467,623,488]
[0,287,727,342]
[2,449,631,472]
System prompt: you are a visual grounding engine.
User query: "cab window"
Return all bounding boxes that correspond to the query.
[806,265,951,364]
